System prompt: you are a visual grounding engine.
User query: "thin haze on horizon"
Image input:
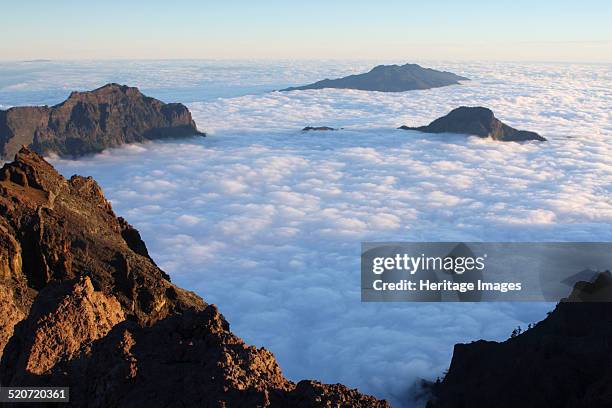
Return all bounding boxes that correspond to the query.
[1,0,611,62]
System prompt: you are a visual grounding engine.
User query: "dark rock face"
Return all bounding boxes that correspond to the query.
[428,272,612,408]
[302,126,336,131]
[564,271,612,302]
[0,148,389,408]
[281,64,468,92]
[400,106,546,141]
[0,84,204,160]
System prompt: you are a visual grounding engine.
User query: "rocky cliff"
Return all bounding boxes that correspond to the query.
[428,272,612,408]
[400,106,546,142]
[0,148,389,408]
[0,84,203,160]
[281,64,468,92]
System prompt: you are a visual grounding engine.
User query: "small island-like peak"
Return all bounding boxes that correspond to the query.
[399,106,545,142]
[281,63,468,93]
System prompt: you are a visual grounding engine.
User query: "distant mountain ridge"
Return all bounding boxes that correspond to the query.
[281,63,468,92]
[0,83,204,160]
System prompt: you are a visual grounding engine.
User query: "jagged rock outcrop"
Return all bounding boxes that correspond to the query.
[281,64,468,92]
[564,271,612,302]
[0,147,204,359]
[4,276,125,382]
[428,272,612,408]
[0,147,388,407]
[400,106,546,141]
[0,83,204,159]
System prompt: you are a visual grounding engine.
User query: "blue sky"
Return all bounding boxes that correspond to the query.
[1,0,611,61]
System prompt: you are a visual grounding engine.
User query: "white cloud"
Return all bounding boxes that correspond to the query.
[175,214,202,226]
[36,60,612,407]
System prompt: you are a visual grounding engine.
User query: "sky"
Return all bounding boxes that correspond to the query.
[1,0,611,62]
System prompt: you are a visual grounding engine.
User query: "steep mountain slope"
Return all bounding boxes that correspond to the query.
[0,147,388,408]
[0,84,203,159]
[428,272,612,408]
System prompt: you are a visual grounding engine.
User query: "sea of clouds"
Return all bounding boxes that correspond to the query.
[2,60,611,407]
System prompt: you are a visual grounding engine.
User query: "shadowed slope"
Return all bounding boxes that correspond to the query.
[428,272,612,408]
[400,106,546,142]
[0,147,389,408]
[282,63,468,92]
[0,84,204,159]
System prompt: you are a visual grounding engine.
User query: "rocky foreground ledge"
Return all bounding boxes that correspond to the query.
[0,148,388,407]
[427,272,612,408]
[0,84,204,160]
[400,106,546,142]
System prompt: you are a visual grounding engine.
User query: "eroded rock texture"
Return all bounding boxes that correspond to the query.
[0,84,203,159]
[0,147,388,407]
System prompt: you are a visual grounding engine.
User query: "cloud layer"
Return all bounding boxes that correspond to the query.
[17,60,612,407]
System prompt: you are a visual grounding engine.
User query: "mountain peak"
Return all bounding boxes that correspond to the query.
[281,63,468,92]
[563,271,612,302]
[1,145,65,193]
[0,84,204,160]
[400,106,546,142]
[0,151,390,407]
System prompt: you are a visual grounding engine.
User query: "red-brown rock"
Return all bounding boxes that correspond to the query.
[0,147,389,408]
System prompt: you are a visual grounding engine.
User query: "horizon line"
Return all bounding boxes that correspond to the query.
[1,57,611,65]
